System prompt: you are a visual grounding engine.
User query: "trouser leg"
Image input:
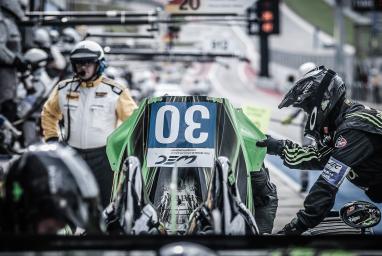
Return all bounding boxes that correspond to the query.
[300,171,309,192]
[78,147,114,209]
[251,165,278,234]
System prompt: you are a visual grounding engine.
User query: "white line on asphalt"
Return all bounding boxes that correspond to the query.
[230,25,259,66]
[237,62,249,86]
[208,64,223,93]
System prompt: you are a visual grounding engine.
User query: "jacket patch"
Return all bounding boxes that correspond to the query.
[112,86,122,95]
[95,92,108,98]
[335,135,347,148]
[102,77,124,95]
[66,92,80,100]
[321,157,350,188]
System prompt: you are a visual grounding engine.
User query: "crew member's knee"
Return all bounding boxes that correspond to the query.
[251,166,278,234]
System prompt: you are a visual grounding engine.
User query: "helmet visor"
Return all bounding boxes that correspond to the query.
[70,48,102,63]
[70,54,99,63]
[278,77,315,110]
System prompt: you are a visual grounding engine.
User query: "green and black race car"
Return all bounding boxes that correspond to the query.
[105,95,267,235]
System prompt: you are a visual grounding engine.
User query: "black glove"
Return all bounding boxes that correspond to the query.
[13,54,28,72]
[276,217,307,235]
[256,135,284,155]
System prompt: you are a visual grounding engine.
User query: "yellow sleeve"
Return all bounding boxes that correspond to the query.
[116,89,138,123]
[41,86,62,140]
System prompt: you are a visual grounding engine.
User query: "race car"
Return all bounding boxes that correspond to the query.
[105,95,266,235]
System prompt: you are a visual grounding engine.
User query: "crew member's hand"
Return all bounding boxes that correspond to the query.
[276,217,307,235]
[13,54,28,72]
[256,135,284,156]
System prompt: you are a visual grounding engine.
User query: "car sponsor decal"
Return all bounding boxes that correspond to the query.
[335,135,347,148]
[66,91,80,100]
[147,102,216,167]
[95,92,108,98]
[321,156,350,188]
[158,183,200,233]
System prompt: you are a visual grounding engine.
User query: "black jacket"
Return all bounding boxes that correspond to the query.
[280,99,382,229]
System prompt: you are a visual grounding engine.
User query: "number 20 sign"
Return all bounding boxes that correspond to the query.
[147,102,216,167]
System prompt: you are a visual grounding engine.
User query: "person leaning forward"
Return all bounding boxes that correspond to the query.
[41,40,137,208]
[257,66,382,234]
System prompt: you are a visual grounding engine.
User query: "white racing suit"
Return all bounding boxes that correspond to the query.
[41,75,137,207]
[279,101,382,231]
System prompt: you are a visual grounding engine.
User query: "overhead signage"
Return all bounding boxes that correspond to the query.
[165,0,256,14]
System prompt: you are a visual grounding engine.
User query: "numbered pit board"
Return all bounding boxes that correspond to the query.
[147,102,216,168]
[165,0,256,14]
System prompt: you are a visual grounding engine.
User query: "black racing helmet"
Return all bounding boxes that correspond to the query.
[278,66,346,141]
[2,143,101,234]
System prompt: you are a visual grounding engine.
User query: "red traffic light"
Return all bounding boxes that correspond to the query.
[262,23,274,33]
[261,11,274,21]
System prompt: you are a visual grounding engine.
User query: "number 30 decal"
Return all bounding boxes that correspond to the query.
[155,105,209,144]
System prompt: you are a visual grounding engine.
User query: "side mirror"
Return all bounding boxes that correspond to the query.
[340,201,381,229]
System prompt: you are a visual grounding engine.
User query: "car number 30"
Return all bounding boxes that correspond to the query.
[155,105,209,144]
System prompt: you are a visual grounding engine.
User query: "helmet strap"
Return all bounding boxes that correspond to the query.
[97,59,107,76]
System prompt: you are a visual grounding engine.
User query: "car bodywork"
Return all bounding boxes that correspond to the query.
[106,95,266,234]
